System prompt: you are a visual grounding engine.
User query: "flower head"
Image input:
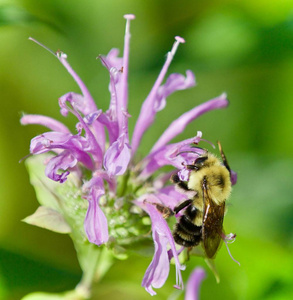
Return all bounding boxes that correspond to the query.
[21,14,235,296]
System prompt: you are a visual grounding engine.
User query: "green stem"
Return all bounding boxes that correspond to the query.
[75,245,114,299]
[75,243,101,299]
[117,171,130,197]
[95,247,114,282]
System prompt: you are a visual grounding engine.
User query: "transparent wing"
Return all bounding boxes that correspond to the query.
[202,181,225,258]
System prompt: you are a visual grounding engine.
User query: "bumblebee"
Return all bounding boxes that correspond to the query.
[171,142,232,259]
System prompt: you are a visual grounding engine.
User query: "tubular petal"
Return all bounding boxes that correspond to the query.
[185,268,206,300]
[117,15,134,136]
[138,135,203,180]
[103,133,131,177]
[131,37,186,155]
[30,132,94,170]
[20,115,70,133]
[136,200,184,295]
[83,177,109,245]
[45,151,77,183]
[151,93,228,152]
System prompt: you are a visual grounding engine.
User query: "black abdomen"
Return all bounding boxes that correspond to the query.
[173,204,202,247]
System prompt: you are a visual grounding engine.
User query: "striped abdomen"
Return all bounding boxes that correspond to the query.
[173,204,202,247]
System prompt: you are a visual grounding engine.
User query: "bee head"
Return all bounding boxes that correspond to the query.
[195,156,208,165]
[194,153,220,169]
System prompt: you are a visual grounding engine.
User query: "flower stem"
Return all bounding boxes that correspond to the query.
[94,247,114,282]
[75,243,101,298]
[117,171,130,197]
[75,244,114,299]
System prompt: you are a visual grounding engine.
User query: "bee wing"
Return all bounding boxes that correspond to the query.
[202,182,225,258]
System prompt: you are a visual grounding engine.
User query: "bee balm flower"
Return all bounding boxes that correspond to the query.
[21,14,231,296]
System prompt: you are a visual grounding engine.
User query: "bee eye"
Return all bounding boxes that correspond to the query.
[195,156,208,165]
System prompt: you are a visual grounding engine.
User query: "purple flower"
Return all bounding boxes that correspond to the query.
[83,175,109,245]
[185,268,206,300]
[22,14,233,295]
[134,195,186,295]
[142,203,182,295]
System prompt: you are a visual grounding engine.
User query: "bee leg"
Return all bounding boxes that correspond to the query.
[174,199,193,214]
[154,203,174,218]
[144,200,174,219]
[186,247,193,261]
[186,164,200,171]
[171,173,191,191]
[151,199,192,219]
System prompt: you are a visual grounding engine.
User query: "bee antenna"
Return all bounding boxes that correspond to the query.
[175,150,203,157]
[200,138,215,148]
[217,141,231,174]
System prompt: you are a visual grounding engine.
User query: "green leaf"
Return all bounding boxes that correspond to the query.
[22,206,71,234]
[205,258,220,283]
[25,155,64,212]
[22,293,65,300]
[25,154,88,241]
[21,290,88,300]
[0,5,64,33]
[24,154,115,294]
[0,6,35,26]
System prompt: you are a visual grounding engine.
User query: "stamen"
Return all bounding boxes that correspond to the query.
[175,150,202,157]
[56,50,67,59]
[200,138,216,148]
[222,233,240,266]
[117,14,135,136]
[171,36,185,56]
[175,36,185,43]
[29,37,102,146]
[124,14,135,20]
[124,15,135,38]
[28,37,56,57]
[131,36,186,155]
[19,153,32,163]
[97,55,109,70]
[97,55,118,118]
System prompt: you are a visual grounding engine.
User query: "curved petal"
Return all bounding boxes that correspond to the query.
[97,112,119,145]
[59,93,103,164]
[93,170,117,197]
[99,15,134,139]
[151,93,229,152]
[135,199,184,295]
[20,114,70,133]
[30,132,94,170]
[131,37,186,155]
[83,177,109,245]
[101,48,123,71]
[185,268,206,300]
[30,132,72,154]
[138,134,204,180]
[57,53,98,115]
[155,70,196,112]
[45,150,77,183]
[155,186,187,211]
[103,133,131,177]
[231,170,237,185]
[142,230,170,295]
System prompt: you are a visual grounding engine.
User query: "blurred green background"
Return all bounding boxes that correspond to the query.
[1,0,293,299]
